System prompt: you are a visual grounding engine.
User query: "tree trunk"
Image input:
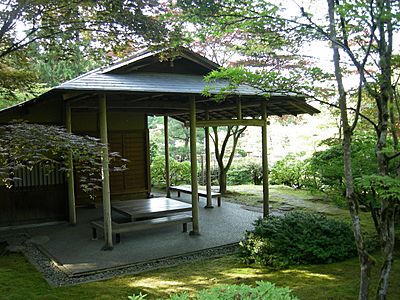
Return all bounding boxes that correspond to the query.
[376,199,396,300]
[212,126,246,194]
[375,1,396,298]
[219,169,227,194]
[327,1,373,298]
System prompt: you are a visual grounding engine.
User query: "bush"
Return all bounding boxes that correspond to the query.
[227,160,263,185]
[227,163,253,185]
[269,153,313,188]
[129,281,298,300]
[151,156,191,187]
[239,211,357,267]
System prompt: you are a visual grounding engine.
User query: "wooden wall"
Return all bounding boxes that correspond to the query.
[72,111,150,204]
[0,184,67,226]
[0,98,150,225]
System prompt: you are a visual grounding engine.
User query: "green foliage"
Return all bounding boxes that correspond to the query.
[28,41,102,88]
[227,160,263,185]
[270,133,379,194]
[355,175,400,206]
[227,163,252,185]
[309,134,378,192]
[128,293,148,300]
[129,281,298,300]
[239,212,357,267]
[0,0,166,106]
[269,153,312,189]
[195,281,298,300]
[0,54,45,108]
[0,122,126,195]
[151,156,191,187]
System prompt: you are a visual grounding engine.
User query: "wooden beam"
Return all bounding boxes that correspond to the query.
[62,91,87,101]
[65,103,76,225]
[189,96,200,234]
[261,102,269,218]
[164,116,171,197]
[186,119,267,127]
[99,94,113,250]
[204,111,213,209]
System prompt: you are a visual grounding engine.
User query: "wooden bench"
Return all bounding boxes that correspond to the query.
[91,214,192,243]
[169,186,222,207]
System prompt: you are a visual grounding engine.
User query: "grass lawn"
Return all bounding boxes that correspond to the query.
[1,248,399,300]
[1,184,399,299]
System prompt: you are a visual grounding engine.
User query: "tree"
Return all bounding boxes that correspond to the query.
[0,0,166,107]
[172,0,399,298]
[326,1,373,296]
[28,39,101,88]
[212,125,246,193]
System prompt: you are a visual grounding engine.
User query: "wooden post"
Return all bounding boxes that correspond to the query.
[261,102,269,217]
[204,111,213,208]
[237,98,242,119]
[164,116,171,197]
[145,116,151,197]
[189,96,200,234]
[99,94,113,250]
[65,102,76,225]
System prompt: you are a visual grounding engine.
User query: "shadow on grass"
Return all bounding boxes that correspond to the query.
[1,247,399,300]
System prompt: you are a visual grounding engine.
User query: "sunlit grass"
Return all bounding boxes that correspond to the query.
[1,248,399,300]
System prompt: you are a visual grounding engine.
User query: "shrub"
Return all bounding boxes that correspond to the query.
[227,160,263,185]
[227,163,253,185]
[239,211,357,267]
[151,156,191,187]
[269,153,314,189]
[129,281,298,300]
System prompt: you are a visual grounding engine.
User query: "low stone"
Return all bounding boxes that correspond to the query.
[278,205,295,211]
[28,235,50,245]
[6,245,25,253]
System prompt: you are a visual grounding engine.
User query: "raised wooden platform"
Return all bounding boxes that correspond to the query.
[91,197,193,243]
[91,213,192,243]
[169,186,222,207]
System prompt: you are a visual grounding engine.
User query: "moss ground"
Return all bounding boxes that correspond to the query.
[1,248,399,300]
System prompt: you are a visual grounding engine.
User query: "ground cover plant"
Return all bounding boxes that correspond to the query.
[129,281,298,300]
[239,212,358,267]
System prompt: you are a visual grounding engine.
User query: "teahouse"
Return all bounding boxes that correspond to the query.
[0,48,319,248]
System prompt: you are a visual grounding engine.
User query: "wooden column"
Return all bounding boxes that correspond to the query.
[237,98,242,119]
[189,96,200,234]
[204,111,213,208]
[164,116,171,197]
[261,102,269,217]
[99,94,113,250]
[65,102,76,225]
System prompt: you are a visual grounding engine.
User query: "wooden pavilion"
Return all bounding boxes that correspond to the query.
[0,47,319,248]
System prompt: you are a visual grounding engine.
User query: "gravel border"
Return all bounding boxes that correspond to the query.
[2,231,240,287]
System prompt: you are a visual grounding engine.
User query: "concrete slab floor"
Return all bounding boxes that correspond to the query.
[23,195,261,276]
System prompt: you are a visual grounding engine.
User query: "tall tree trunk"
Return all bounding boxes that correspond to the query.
[375,1,396,298]
[219,169,227,193]
[377,198,396,300]
[327,1,373,298]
